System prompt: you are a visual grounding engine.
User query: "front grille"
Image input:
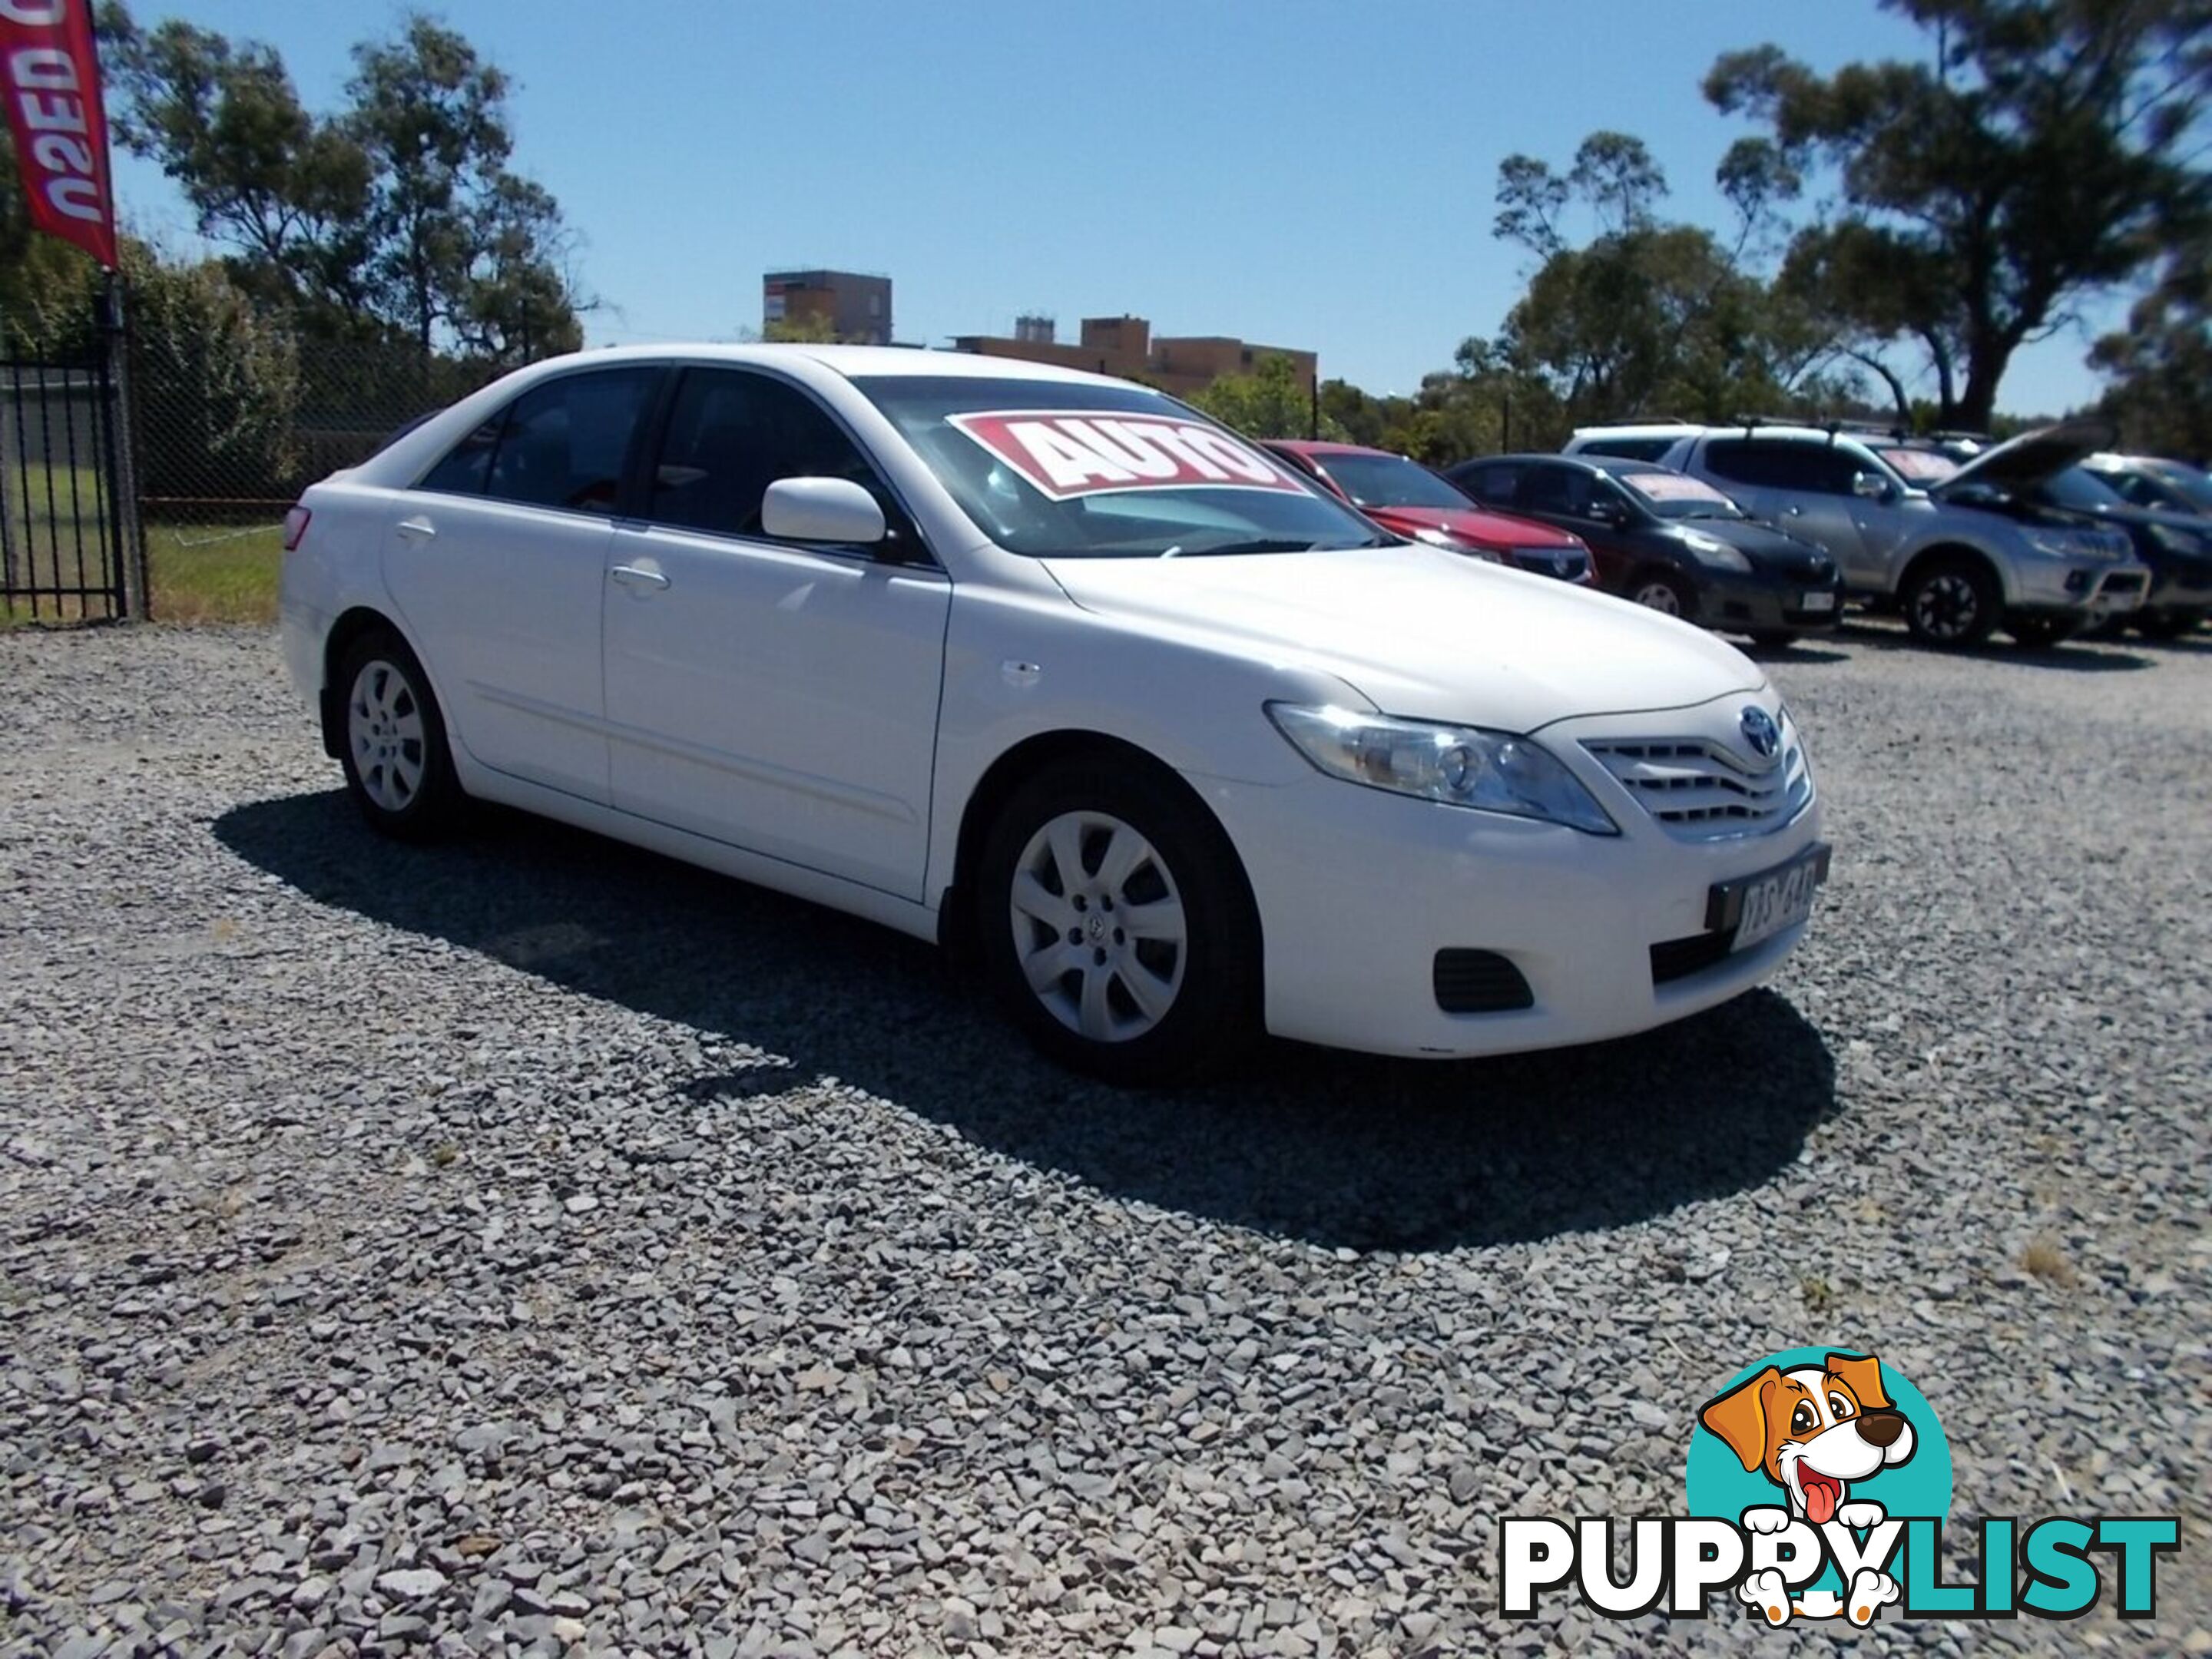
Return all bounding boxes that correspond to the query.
[1651,929,1734,985]
[1583,730,1812,843]
[1433,949,1534,1014]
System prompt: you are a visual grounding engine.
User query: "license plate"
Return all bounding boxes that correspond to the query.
[1709,843,1831,953]
[1799,590,1837,612]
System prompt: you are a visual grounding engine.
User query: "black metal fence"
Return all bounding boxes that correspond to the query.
[0,342,134,621]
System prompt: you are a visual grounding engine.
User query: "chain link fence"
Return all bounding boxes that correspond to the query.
[127,301,531,618]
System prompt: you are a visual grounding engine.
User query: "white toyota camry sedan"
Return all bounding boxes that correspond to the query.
[279,344,1827,1083]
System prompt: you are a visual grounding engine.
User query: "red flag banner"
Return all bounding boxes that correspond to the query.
[1,0,117,268]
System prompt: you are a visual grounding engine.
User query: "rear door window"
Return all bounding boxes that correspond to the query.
[1516,464,1594,516]
[1452,462,1525,503]
[416,367,662,513]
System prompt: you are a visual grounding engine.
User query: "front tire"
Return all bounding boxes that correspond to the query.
[976,757,1258,1084]
[1628,570,1694,621]
[336,628,463,840]
[1902,556,1999,647]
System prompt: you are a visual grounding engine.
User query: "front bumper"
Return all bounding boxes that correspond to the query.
[2011,559,2149,618]
[1694,564,1844,634]
[1192,703,1825,1058]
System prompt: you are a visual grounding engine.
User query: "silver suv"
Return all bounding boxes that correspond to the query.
[1611,419,2148,647]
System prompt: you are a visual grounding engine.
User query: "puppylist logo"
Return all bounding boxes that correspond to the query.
[1502,1348,2179,1628]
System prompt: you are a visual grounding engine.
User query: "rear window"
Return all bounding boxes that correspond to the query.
[1575,437,1677,462]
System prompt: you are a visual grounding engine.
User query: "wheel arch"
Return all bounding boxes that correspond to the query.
[319,606,424,760]
[936,729,1262,979]
[1898,541,2006,605]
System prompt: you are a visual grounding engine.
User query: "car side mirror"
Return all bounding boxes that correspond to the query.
[761,476,887,545]
[1853,472,1892,502]
[1587,498,1624,525]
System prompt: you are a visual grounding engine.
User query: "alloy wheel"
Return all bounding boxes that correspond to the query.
[348,659,428,813]
[1632,581,1683,616]
[1912,573,1980,641]
[1008,810,1187,1043]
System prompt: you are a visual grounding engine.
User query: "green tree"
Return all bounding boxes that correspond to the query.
[98,5,588,356]
[1186,353,1341,441]
[2092,241,2212,459]
[96,3,374,317]
[1483,134,1847,432]
[122,243,303,500]
[1707,0,2212,429]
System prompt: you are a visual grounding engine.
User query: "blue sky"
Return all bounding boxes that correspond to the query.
[104,0,2126,416]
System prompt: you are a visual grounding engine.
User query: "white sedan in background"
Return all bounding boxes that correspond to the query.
[280,345,1826,1083]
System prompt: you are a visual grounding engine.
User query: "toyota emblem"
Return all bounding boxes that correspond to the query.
[1740,706,1781,761]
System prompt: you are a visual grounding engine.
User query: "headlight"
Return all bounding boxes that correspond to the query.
[2026,531,2117,560]
[1412,525,1505,564]
[1678,531,1752,571]
[1265,703,1618,834]
[2148,522,2211,558]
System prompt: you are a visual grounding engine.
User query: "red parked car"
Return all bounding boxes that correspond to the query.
[1262,439,1594,583]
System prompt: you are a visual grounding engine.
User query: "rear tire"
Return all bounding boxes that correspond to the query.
[1902,556,1999,647]
[975,757,1259,1085]
[335,627,464,841]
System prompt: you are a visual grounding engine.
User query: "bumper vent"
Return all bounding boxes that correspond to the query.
[1583,728,1811,842]
[1650,930,1735,985]
[1433,949,1535,1014]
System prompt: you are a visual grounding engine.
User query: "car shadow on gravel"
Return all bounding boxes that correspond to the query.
[1828,619,2154,671]
[216,792,1839,1253]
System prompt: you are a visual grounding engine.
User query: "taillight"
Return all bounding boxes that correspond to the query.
[282,505,311,551]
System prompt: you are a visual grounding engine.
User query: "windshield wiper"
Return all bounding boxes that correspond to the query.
[1177,538,1332,557]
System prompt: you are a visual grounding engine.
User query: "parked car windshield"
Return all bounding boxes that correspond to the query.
[2040,467,2129,512]
[1613,467,1744,519]
[2132,462,2212,514]
[1874,445,1961,485]
[853,376,1391,558]
[1313,452,1473,512]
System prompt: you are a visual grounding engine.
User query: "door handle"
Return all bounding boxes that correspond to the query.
[395,516,437,542]
[1786,505,1803,516]
[610,564,671,591]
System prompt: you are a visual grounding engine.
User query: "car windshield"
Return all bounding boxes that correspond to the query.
[1312,452,1472,512]
[1614,468,1743,519]
[2136,462,2212,513]
[1876,446,1961,484]
[2041,467,2128,512]
[852,375,1390,558]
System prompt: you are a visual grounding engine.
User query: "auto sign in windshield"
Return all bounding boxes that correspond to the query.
[854,376,1389,558]
[1616,469,1744,519]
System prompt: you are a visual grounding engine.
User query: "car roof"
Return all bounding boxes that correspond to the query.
[521,341,1134,387]
[1457,452,1598,471]
[1568,421,1701,436]
[1263,439,1406,459]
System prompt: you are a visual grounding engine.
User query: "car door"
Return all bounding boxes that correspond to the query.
[1735,442,1877,578]
[1512,463,1631,586]
[601,366,951,900]
[382,365,664,803]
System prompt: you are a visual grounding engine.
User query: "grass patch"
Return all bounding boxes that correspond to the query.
[2,459,284,625]
[147,521,283,624]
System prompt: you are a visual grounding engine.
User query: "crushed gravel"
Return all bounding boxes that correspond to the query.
[1,619,2207,1657]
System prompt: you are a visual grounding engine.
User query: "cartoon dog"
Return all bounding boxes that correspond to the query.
[1700,1352,1915,1626]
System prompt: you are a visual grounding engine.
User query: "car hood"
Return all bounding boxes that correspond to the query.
[1364,503,1583,551]
[1680,516,1834,569]
[1932,416,2116,499]
[1041,544,1763,732]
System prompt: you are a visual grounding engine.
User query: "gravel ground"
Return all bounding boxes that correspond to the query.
[0,620,2206,1658]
